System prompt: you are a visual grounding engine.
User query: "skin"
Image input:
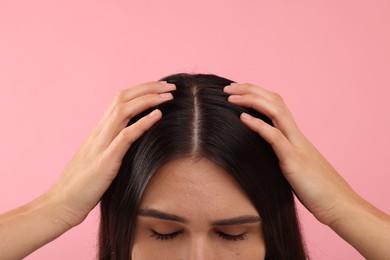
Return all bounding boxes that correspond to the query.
[0,81,175,259]
[132,157,265,259]
[0,80,390,259]
[223,82,390,259]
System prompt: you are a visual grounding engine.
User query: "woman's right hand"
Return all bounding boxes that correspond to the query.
[45,81,176,228]
[0,81,176,260]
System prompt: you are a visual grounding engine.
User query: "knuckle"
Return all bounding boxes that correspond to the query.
[114,89,126,103]
[252,118,265,131]
[95,155,106,172]
[118,128,128,141]
[269,127,283,142]
[112,106,122,118]
[293,148,305,161]
[154,83,162,92]
[241,83,260,91]
[240,83,251,89]
[151,92,164,99]
[246,93,258,106]
[112,103,131,119]
[143,81,160,91]
[272,104,287,117]
[140,93,160,104]
[269,92,284,103]
[135,117,149,131]
[247,93,256,99]
[118,128,129,141]
[267,93,287,118]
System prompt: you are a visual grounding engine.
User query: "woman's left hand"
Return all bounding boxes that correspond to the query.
[223,82,356,225]
[223,82,390,259]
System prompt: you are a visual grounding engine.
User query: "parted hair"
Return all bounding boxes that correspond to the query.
[98,73,308,259]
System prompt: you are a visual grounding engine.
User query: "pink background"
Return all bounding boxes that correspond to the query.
[1,1,389,259]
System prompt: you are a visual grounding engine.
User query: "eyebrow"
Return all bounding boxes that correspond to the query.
[138,208,187,223]
[211,215,261,226]
[137,208,261,226]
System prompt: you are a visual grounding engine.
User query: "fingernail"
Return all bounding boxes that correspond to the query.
[160,81,171,85]
[149,109,160,117]
[224,83,237,89]
[229,95,241,100]
[162,82,176,89]
[241,112,253,120]
[159,92,173,98]
[224,83,238,92]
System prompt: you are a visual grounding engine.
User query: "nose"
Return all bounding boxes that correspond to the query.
[187,236,213,260]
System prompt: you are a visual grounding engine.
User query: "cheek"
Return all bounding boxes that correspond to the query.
[131,244,162,260]
[131,240,266,260]
[131,222,183,259]
[220,233,266,259]
[131,237,184,260]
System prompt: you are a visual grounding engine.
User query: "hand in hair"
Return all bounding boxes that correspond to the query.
[224,82,390,260]
[0,81,176,260]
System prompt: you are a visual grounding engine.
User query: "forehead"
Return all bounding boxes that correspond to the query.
[139,157,258,218]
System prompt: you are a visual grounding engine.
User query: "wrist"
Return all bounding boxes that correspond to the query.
[306,182,362,227]
[37,192,75,231]
[326,193,390,259]
[0,192,76,259]
[37,190,82,230]
[326,193,364,228]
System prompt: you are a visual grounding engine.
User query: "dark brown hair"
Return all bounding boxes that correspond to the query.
[98,73,308,259]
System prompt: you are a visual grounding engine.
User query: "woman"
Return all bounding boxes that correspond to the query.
[0,73,389,259]
[99,73,305,259]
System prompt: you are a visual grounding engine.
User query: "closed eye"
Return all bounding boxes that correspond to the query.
[215,231,248,241]
[149,230,248,242]
[150,230,183,241]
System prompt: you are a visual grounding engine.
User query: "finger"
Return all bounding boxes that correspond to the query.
[224,83,276,99]
[226,91,303,144]
[92,81,175,138]
[94,92,173,152]
[101,109,162,172]
[239,112,296,166]
[224,83,295,127]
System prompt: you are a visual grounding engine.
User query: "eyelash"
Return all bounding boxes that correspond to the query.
[216,231,248,241]
[150,230,247,242]
[150,230,182,240]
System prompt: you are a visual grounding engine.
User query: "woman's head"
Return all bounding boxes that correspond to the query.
[99,73,307,259]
